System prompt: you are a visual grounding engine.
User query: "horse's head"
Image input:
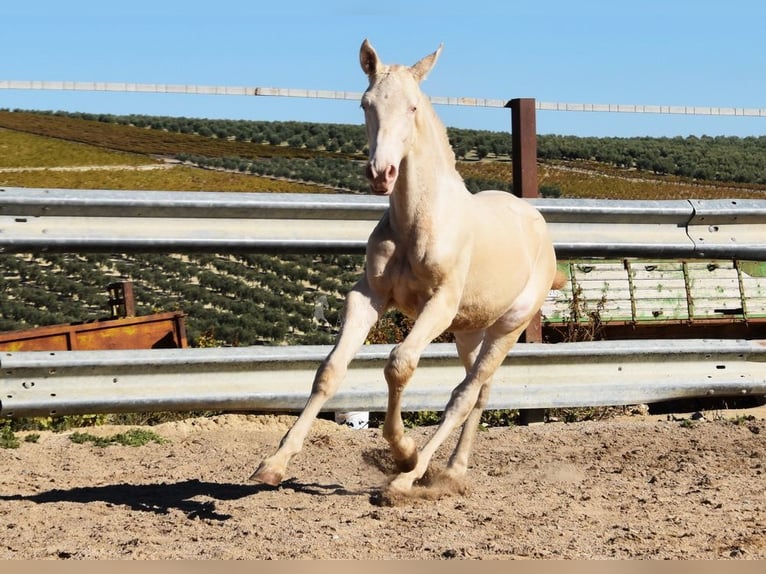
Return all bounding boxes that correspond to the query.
[359,39,442,196]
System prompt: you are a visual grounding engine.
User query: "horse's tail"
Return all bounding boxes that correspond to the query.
[551,269,568,290]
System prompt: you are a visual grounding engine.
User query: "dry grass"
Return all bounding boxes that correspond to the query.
[0,164,332,193]
[0,110,347,162]
[456,157,766,200]
[5,109,764,200]
[0,127,156,169]
[0,126,333,193]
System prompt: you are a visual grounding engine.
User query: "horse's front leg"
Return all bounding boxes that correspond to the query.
[251,277,386,486]
[383,289,459,472]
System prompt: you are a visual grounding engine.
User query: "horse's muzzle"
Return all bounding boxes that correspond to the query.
[366,162,397,195]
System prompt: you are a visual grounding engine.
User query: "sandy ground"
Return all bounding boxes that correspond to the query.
[1,407,765,560]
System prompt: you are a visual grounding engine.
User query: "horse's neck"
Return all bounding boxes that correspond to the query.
[389,103,465,233]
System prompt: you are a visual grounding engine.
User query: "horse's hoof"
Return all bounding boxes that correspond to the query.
[371,477,412,506]
[250,464,284,486]
[395,451,418,473]
[387,475,413,495]
[392,437,418,472]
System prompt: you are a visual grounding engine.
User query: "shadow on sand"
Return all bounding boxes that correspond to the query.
[0,477,368,521]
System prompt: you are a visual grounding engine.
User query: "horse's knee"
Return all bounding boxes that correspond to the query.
[312,361,343,398]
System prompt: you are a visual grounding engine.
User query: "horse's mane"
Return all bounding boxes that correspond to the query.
[415,95,458,170]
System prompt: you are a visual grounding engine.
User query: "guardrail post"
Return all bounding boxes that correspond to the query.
[507,98,538,200]
[508,98,543,344]
[509,98,545,424]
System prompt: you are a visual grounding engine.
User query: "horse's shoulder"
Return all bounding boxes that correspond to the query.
[368,209,395,245]
[365,211,397,270]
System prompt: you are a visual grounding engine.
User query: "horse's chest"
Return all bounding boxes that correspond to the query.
[368,220,458,316]
[387,255,441,315]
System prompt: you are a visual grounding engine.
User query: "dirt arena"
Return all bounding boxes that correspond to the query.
[1,408,765,559]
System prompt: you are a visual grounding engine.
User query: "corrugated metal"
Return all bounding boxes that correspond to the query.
[1,339,764,418]
[687,199,766,259]
[2,189,765,418]
[2,188,766,258]
[630,261,688,322]
[542,258,766,326]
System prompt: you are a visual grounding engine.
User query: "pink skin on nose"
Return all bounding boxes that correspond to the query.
[366,162,398,195]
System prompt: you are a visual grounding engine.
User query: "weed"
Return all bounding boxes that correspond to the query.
[727,414,756,426]
[69,428,167,448]
[402,411,441,428]
[399,409,519,430]
[9,414,109,433]
[479,409,518,428]
[1,426,20,449]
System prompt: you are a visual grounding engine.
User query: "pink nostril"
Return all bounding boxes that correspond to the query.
[366,162,398,189]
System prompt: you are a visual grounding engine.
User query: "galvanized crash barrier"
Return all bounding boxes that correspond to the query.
[2,187,766,258]
[1,339,765,419]
[2,188,766,418]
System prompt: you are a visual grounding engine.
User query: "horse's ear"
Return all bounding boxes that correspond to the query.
[360,39,380,77]
[410,44,443,83]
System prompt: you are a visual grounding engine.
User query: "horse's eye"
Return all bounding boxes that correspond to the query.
[409,105,417,113]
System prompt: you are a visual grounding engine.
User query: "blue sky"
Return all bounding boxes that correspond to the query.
[1,0,764,137]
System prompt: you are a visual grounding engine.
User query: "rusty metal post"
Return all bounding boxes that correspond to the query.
[108,281,136,318]
[508,98,545,425]
[507,98,543,346]
[507,98,538,199]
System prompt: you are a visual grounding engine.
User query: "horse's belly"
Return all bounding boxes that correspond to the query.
[448,310,496,332]
[448,291,518,332]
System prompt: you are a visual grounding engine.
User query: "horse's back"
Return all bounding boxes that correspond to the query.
[471,190,557,288]
[470,190,551,248]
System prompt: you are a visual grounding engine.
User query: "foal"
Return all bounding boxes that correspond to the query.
[252,39,560,496]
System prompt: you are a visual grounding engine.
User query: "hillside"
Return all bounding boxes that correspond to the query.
[2,109,765,198]
[0,123,360,346]
[0,110,764,348]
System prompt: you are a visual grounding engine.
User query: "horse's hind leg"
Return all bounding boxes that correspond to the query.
[444,330,491,479]
[443,380,493,481]
[251,277,385,486]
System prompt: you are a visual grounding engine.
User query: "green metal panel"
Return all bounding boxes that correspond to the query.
[541,258,766,327]
[572,261,633,323]
[740,260,766,318]
[628,260,689,322]
[686,260,743,319]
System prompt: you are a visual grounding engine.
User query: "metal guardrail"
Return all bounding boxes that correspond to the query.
[2,188,766,419]
[2,188,766,258]
[2,339,764,418]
